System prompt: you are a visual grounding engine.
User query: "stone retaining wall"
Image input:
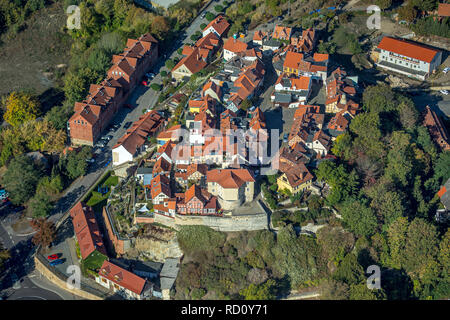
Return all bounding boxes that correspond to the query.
[154,212,268,232]
[34,255,103,300]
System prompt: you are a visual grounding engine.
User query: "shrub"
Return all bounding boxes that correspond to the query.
[150,83,162,91]
[205,12,215,21]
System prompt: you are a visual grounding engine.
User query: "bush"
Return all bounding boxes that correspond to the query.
[214,5,224,13]
[177,226,226,254]
[150,83,162,91]
[200,23,207,30]
[205,12,215,21]
[165,59,175,70]
[160,70,168,77]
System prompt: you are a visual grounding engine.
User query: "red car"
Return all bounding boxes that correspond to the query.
[47,254,59,260]
[141,80,148,86]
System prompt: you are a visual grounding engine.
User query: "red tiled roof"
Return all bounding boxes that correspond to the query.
[70,202,106,260]
[207,168,254,188]
[273,25,292,39]
[377,36,440,63]
[113,110,164,154]
[438,3,450,17]
[283,51,304,70]
[203,15,230,37]
[223,38,248,53]
[99,261,146,295]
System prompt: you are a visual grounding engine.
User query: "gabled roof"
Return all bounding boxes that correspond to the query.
[279,162,313,188]
[203,15,230,37]
[99,261,147,295]
[283,51,304,70]
[70,202,106,260]
[272,25,292,39]
[113,111,164,155]
[172,46,207,74]
[207,168,254,188]
[377,36,440,63]
[150,174,171,199]
[223,38,248,53]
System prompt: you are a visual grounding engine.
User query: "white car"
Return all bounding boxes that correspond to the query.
[443,67,450,74]
[439,89,449,95]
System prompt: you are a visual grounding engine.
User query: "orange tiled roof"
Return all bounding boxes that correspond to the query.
[203,15,230,37]
[207,168,254,188]
[377,36,440,63]
[224,37,248,53]
[70,202,107,260]
[99,261,147,295]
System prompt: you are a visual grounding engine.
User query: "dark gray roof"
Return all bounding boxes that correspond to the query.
[274,92,292,103]
[137,167,154,175]
[263,38,281,47]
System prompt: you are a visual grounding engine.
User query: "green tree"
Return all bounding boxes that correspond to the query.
[375,0,392,10]
[205,12,215,22]
[240,279,276,300]
[403,218,439,275]
[2,155,42,205]
[340,200,378,237]
[29,189,54,218]
[333,253,365,285]
[3,91,40,127]
[386,217,409,269]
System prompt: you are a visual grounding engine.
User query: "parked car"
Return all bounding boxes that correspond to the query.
[141,80,149,86]
[145,72,155,79]
[105,135,113,141]
[86,158,95,163]
[443,67,450,74]
[49,259,64,266]
[200,12,206,19]
[47,254,59,260]
[440,89,449,95]
[124,121,133,129]
[283,133,289,143]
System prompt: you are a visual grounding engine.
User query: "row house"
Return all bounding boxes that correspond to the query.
[223,37,249,61]
[176,184,220,216]
[156,124,182,146]
[172,32,220,81]
[252,30,268,46]
[272,25,292,41]
[202,14,230,38]
[282,51,328,81]
[289,28,317,53]
[69,34,158,146]
[325,67,358,113]
[226,59,265,112]
[70,202,107,260]
[207,168,255,210]
[272,74,312,106]
[112,110,165,166]
[375,36,442,81]
[288,105,331,156]
[150,174,171,205]
[174,163,207,187]
[96,260,153,300]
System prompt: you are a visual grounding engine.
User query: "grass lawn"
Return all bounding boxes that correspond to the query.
[84,171,119,213]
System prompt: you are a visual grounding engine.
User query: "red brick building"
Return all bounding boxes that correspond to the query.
[69,33,158,146]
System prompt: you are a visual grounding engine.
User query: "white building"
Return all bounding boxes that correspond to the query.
[376,36,442,81]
